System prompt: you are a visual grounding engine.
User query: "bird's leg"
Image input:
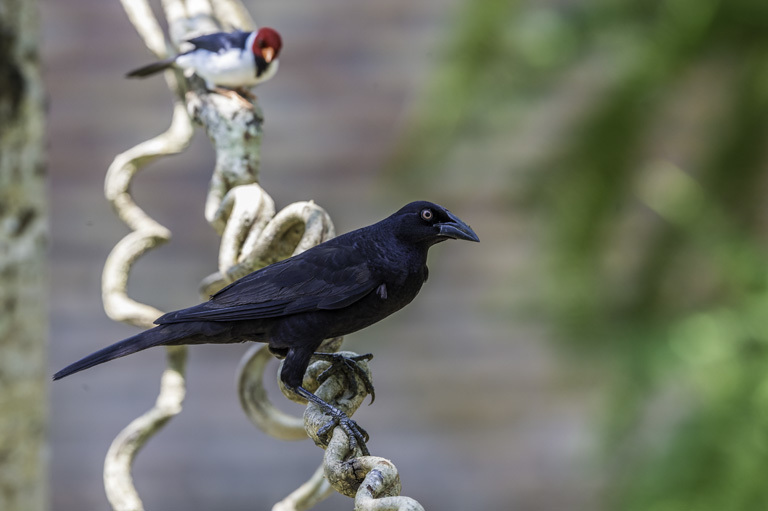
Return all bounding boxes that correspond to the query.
[281,347,370,455]
[211,87,254,109]
[295,385,371,457]
[233,87,256,100]
[312,352,376,404]
[268,346,289,359]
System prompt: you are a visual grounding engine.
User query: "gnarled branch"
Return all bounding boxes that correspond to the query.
[100,0,423,509]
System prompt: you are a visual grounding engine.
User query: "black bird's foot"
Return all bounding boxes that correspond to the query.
[317,408,370,457]
[296,386,371,456]
[313,352,375,404]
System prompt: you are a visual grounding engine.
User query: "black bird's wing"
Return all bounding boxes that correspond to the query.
[186,30,251,53]
[155,242,378,324]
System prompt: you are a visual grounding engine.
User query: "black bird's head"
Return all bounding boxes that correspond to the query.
[390,201,479,247]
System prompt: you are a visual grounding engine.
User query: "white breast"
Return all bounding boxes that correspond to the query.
[176,48,262,89]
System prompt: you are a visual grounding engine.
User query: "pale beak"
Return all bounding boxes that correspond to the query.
[262,47,275,63]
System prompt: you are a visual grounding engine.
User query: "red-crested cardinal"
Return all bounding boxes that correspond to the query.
[126,28,283,90]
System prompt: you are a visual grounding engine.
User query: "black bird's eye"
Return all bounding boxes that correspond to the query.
[420,208,434,222]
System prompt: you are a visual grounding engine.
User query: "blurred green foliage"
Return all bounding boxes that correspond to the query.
[392,0,768,509]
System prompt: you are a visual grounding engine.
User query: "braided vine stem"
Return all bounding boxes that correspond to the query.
[238,343,425,510]
[99,0,424,509]
[102,1,264,509]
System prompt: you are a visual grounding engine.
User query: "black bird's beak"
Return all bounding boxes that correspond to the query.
[437,212,480,242]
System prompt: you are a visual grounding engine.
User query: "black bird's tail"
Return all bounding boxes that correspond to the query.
[126,57,177,78]
[53,325,176,381]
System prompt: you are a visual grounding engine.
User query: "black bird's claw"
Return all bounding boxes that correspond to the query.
[313,352,376,404]
[296,386,371,457]
[317,408,371,457]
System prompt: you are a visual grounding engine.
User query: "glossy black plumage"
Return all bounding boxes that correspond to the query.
[156,243,376,324]
[54,201,478,452]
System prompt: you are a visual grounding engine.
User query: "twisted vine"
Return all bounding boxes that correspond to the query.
[100,0,423,509]
[238,340,425,511]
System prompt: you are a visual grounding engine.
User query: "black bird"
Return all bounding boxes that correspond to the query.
[54,201,479,455]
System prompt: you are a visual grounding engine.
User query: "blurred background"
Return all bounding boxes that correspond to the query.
[43,0,768,510]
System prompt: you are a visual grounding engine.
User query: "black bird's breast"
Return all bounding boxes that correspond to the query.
[269,264,427,348]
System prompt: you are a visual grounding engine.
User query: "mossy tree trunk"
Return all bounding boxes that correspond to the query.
[0,0,48,509]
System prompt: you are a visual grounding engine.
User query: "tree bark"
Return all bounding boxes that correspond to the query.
[0,0,48,509]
